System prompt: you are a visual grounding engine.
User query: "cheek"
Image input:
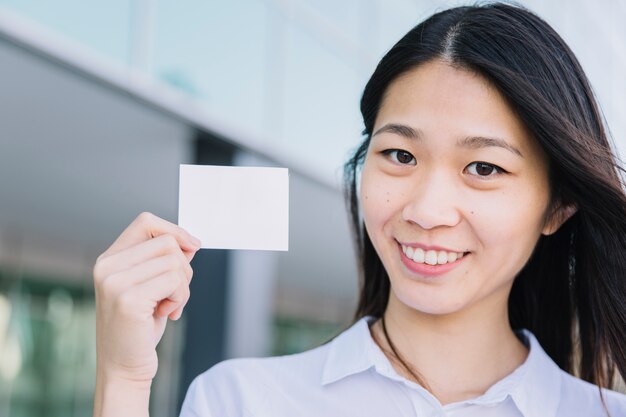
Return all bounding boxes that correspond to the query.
[467,186,549,261]
[360,170,407,233]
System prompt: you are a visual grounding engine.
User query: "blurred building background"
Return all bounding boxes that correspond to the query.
[0,1,624,416]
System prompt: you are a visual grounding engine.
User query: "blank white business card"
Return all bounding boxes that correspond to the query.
[178,164,289,251]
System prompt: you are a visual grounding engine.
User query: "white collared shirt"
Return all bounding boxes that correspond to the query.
[180,316,626,417]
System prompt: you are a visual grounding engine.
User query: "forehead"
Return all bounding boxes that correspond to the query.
[376,59,542,158]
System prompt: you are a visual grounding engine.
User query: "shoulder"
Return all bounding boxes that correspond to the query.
[179,342,332,417]
[557,370,626,416]
[519,329,626,416]
[200,341,331,389]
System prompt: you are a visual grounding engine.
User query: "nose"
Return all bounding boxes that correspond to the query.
[402,170,462,230]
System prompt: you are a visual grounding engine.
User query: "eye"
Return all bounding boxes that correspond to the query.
[465,161,506,177]
[381,149,416,165]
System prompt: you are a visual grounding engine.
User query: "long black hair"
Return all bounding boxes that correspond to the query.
[344,2,626,393]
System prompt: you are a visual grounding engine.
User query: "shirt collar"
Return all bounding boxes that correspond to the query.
[321,316,562,417]
[321,316,378,385]
[508,329,562,417]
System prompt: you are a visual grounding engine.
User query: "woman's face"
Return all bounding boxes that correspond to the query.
[360,59,562,317]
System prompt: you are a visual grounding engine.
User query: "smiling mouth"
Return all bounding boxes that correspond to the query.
[400,244,467,266]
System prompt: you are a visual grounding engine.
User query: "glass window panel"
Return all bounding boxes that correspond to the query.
[297,0,361,47]
[0,0,132,63]
[0,273,96,417]
[152,0,268,135]
[282,22,365,184]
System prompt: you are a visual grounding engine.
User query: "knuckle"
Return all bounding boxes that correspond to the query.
[177,288,190,307]
[95,252,105,265]
[185,263,193,281]
[93,254,109,280]
[92,261,104,282]
[136,211,155,225]
[174,282,188,303]
[99,274,121,298]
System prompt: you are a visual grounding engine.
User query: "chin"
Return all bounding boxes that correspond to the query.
[393,288,467,316]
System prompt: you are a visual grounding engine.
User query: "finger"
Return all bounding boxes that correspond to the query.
[169,305,183,320]
[157,299,177,318]
[130,270,187,311]
[160,293,190,320]
[98,234,193,278]
[97,256,189,306]
[104,212,201,258]
[156,274,191,318]
[154,285,189,318]
[109,253,192,289]
[169,306,184,321]
[157,299,182,319]
[184,246,200,263]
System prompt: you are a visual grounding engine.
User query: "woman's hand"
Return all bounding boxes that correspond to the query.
[93,212,201,417]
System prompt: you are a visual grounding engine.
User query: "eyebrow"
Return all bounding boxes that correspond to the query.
[373,123,420,139]
[372,123,524,158]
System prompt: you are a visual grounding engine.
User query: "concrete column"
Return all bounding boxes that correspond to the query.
[223,151,281,359]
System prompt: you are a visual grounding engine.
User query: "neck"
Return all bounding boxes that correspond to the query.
[370,291,528,405]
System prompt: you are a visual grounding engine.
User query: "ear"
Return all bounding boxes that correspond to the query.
[541,203,577,236]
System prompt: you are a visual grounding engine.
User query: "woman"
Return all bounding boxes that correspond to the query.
[93,3,626,417]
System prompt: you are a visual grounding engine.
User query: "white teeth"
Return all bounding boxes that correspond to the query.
[401,244,465,266]
[437,251,448,264]
[424,250,438,265]
[412,248,425,263]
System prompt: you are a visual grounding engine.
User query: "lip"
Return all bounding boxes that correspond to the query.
[398,240,464,253]
[398,242,468,277]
